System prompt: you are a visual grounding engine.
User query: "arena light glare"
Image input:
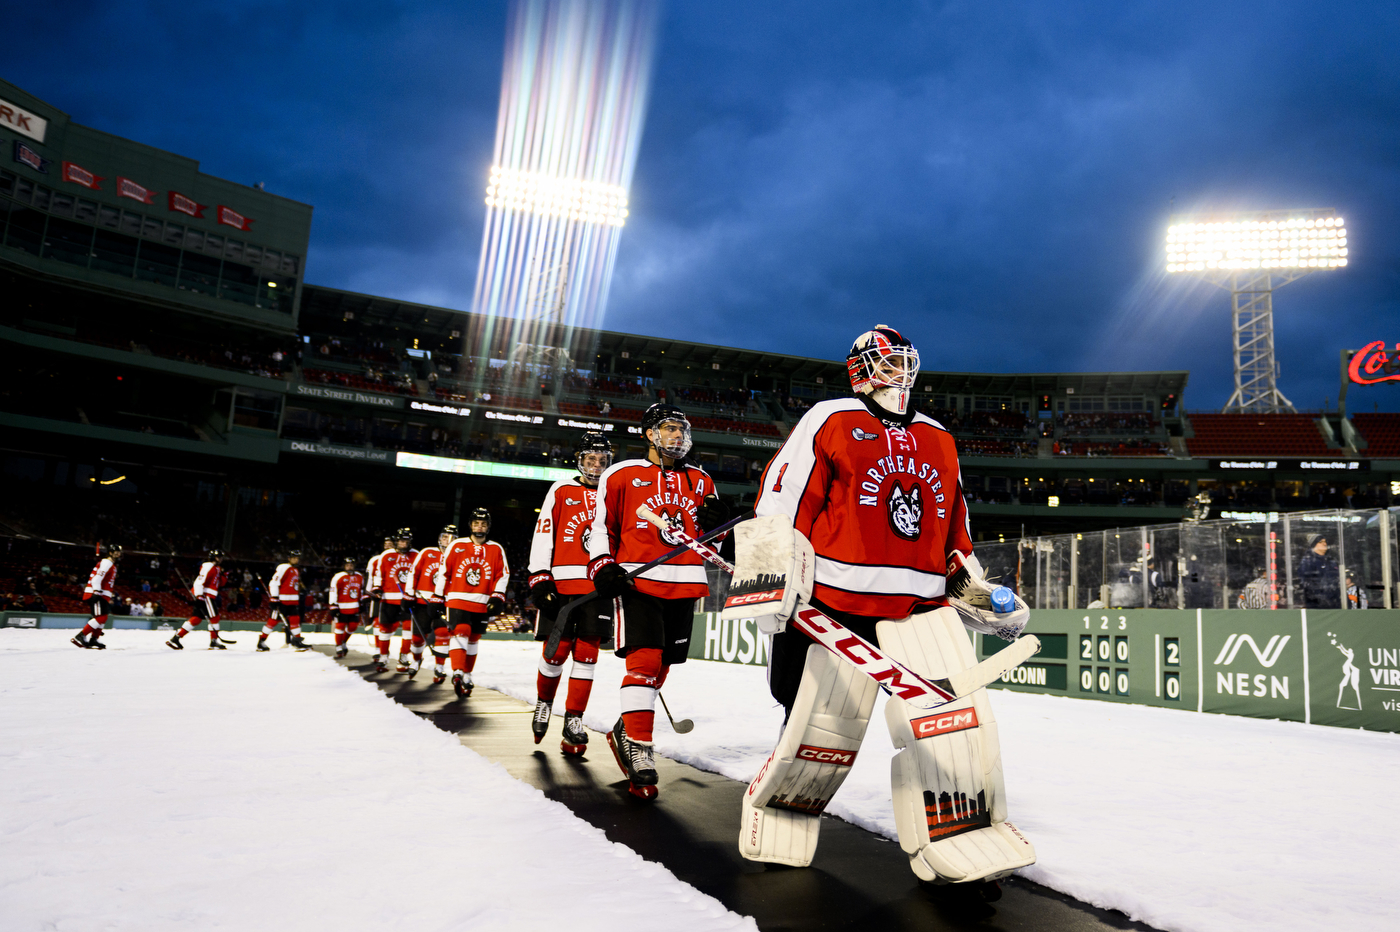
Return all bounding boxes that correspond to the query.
[485,167,629,227]
[1165,211,1349,273]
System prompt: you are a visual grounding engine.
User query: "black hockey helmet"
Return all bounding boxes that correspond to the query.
[286,548,302,561]
[469,507,491,534]
[847,325,919,416]
[394,526,412,542]
[343,555,356,567]
[640,403,693,460]
[576,431,614,481]
[207,549,224,562]
[440,523,459,539]
[101,543,123,559]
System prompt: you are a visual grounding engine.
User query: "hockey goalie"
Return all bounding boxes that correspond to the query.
[729,325,1036,892]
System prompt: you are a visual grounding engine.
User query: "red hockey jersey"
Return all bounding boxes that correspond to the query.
[269,563,301,605]
[84,558,117,599]
[409,547,445,603]
[330,571,364,612]
[192,561,223,599]
[528,478,599,596]
[587,458,713,600]
[437,538,509,613]
[755,397,973,618]
[374,548,418,603]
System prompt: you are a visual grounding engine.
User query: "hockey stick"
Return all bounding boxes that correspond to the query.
[635,507,1041,712]
[542,508,752,659]
[658,692,694,734]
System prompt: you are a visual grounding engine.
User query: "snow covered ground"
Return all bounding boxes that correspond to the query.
[6,627,1396,932]
[0,630,755,932]
[470,638,1400,932]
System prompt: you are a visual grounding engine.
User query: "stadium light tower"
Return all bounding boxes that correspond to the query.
[1165,208,1349,413]
[468,0,657,376]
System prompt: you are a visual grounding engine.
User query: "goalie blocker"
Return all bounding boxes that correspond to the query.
[726,515,1035,884]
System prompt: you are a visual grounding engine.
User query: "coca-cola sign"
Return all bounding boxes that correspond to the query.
[1348,342,1400,386]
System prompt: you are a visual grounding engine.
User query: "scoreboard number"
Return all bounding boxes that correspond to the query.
[1163,637,1180,668]
[1163,670,1181,701]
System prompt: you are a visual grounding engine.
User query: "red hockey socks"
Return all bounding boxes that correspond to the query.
[620,647,663,743]
[537,638,573,702]
[565,637,600,715]
[464,633,481,673]
[450,623,471,672]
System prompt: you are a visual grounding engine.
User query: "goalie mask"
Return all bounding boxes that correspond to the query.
[640,403,693,461]
[847,325,919,416]
[576,431,614,483]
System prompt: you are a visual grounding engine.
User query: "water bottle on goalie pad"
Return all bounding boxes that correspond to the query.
[880,608,1036,883]
[739,644,878,866]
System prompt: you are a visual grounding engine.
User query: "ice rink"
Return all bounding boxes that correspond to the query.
[3,627,1397,932]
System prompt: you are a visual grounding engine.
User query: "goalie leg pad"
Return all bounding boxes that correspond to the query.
[722,514,815,635]
[739,644,877,866]
[879,608,1035,883]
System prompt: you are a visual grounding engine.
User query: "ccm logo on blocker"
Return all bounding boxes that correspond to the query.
[795,744,856,766]
[910,708,979,739]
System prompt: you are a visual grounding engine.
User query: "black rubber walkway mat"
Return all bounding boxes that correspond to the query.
[326,647,1158,932]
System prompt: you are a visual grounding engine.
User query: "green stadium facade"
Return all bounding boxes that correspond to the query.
[3,76,1398,562]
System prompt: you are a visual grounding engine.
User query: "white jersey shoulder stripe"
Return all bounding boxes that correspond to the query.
[814,555,947,600]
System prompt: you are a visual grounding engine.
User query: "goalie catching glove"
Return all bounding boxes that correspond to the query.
[721,514,814,635]
[945,551,1029,642]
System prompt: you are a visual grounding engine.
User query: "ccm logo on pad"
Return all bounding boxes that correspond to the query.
[796,744,856,766]
[910,709,979,739]
[725,589,783,607]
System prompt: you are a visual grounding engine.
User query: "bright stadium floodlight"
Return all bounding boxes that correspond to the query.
[468,0,658,387]
[485,167,629,227]
[1165,208,1350,414]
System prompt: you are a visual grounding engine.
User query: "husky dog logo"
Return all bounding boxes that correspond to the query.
[581,525,593,552]
[465,567,482,586]
[657,510,687,546]
[887,482,923,541]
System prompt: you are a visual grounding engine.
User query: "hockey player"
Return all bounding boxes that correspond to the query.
[371,528,418,673]
[731,325,1034,892]
[406,525,454,678]
[436,508,509,697]
[587,404,728,798]
[330,556,365,659]
[167,550,227,650]
[258,550,308,651]
[74,544,122,649]
[528,432,615,755]
[365,534,393,628]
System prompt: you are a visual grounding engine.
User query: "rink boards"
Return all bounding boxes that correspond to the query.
[689,608,1400,734]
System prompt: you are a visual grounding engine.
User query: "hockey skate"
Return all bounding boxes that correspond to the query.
[531,699,552,744]
[208,640,227,650]
[255,639,270,652]
[71,635,90,649]
[333,646,348,659]
[396,659,412,674]
[290,634,310,652]
[452,673,474,698]
[432,669,446,685]
[372,654,389,673]
[606,718,658,800]
[405,657,422,679]
[560,714,589,757]
[88,637,106,650]
[165,636,184,650]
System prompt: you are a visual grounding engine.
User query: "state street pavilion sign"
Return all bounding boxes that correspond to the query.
[292,383,402,408]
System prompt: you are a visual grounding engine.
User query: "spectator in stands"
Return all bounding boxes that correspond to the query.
[1299,534,1340,608]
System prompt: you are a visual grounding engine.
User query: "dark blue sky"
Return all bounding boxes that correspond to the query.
[12,1,1400,410]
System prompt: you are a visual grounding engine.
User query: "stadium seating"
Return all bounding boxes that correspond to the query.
[1183,413,1333,457]
[1353,413,1400,457]
[303,367,417,396]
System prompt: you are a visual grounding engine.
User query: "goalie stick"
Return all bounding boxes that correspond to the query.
[635,506,1040,712]
[541,509,753,658]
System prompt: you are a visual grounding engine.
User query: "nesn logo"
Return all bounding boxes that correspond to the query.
[851,428,878,441]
